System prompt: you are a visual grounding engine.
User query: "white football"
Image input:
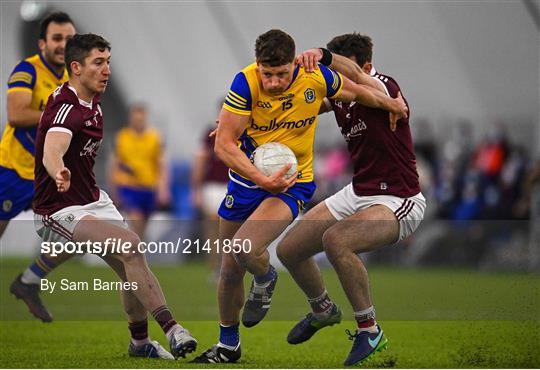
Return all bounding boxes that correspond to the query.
[252,142,298,179]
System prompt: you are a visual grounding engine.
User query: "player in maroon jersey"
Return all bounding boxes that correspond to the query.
[276,33,426,366]
[32,33,196,360]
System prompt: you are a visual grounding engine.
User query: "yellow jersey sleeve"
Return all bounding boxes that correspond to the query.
[223,72,252,116]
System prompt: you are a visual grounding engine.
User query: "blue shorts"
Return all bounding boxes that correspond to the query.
[117,186,156,216]
[218,174,316,222]
[0,166,34,220]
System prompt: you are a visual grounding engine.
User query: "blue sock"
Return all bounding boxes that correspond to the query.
[254,265,276,285]
[219,323,239,347]
[29,254,56,278]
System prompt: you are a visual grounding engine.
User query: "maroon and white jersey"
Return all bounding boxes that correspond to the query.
[202,127,229,183]
[329,70,420,198]
[33,83,103,215]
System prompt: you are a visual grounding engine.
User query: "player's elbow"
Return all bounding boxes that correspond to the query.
[42,148,59,175]
[42,150,54,166]
[214,138,232,162]
[42,155,53,176]
[7,112,25,127]
[214,142,225,161]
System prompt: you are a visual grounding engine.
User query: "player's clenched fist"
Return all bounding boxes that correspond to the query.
[259,164,297,194]
[55,167,71,192]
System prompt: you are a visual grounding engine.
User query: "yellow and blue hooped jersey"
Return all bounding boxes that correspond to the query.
[0,54,68,180]
[113,127,163,189]
[223,63,343,183]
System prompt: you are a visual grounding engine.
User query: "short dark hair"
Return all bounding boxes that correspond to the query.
[327,33,373,67]
[39,12,74,40]
[255,29,295,66]
[65,34,111,75]
[129,103,147,113]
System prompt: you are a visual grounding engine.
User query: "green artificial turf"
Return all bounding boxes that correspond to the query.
[0,258,538,367]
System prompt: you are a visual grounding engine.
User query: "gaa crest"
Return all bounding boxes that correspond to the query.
[2,200,13,213]
[304,88,315,103]
[225,195,234,209]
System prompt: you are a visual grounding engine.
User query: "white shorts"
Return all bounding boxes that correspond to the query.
[325,183,426,241]
[34,190,127,243]
[201,182,228,215]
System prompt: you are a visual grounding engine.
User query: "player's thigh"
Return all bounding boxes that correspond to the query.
[278,201,338,262]
[324,204,399,254]
[219,217,242,240]
[73,215,140,253]
[234,197,293,256]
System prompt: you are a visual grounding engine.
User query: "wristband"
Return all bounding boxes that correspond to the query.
[319,48,333,66]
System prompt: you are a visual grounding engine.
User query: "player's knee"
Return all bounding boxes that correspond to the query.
[276,242,294,267]
[119,233,143,263]
[322,229,344,261]
[234,250,254,268]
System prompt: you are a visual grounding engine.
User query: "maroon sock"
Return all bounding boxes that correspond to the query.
[151,305,177,334]
[128,319,148,341]
[308,291,334,315]
[354,306,376,330]
[357,318,376,329]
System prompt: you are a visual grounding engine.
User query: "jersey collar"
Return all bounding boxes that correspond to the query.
[39,52,65,80]
[284,64,300,92]
[67,83,93,109]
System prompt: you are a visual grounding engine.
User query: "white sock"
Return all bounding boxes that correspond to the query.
[354,306,378,333]
[21,269,41,285]
[131,337,150,346]
[165,324,183,340]
[218,341,240,351]
[253,280,271,288]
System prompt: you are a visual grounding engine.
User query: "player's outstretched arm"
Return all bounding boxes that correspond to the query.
[215,108,296,194]
[6,90,43,128]
[336,76,408,121]
[329,54,387,93]
[296,48,385,93]
[43,131,72,192]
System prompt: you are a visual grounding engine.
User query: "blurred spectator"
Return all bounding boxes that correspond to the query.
[108,103,170,239]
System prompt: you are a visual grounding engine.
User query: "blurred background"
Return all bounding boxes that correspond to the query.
[1,0,539,274]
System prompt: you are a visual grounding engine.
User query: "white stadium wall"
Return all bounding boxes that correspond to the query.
[1,1,539,158]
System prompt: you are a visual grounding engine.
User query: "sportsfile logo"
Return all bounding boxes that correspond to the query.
[250,116,316,132]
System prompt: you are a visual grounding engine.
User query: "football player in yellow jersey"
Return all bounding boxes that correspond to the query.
[3,12,76,323]
[192,29,407,364]
[109,104,170,239]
